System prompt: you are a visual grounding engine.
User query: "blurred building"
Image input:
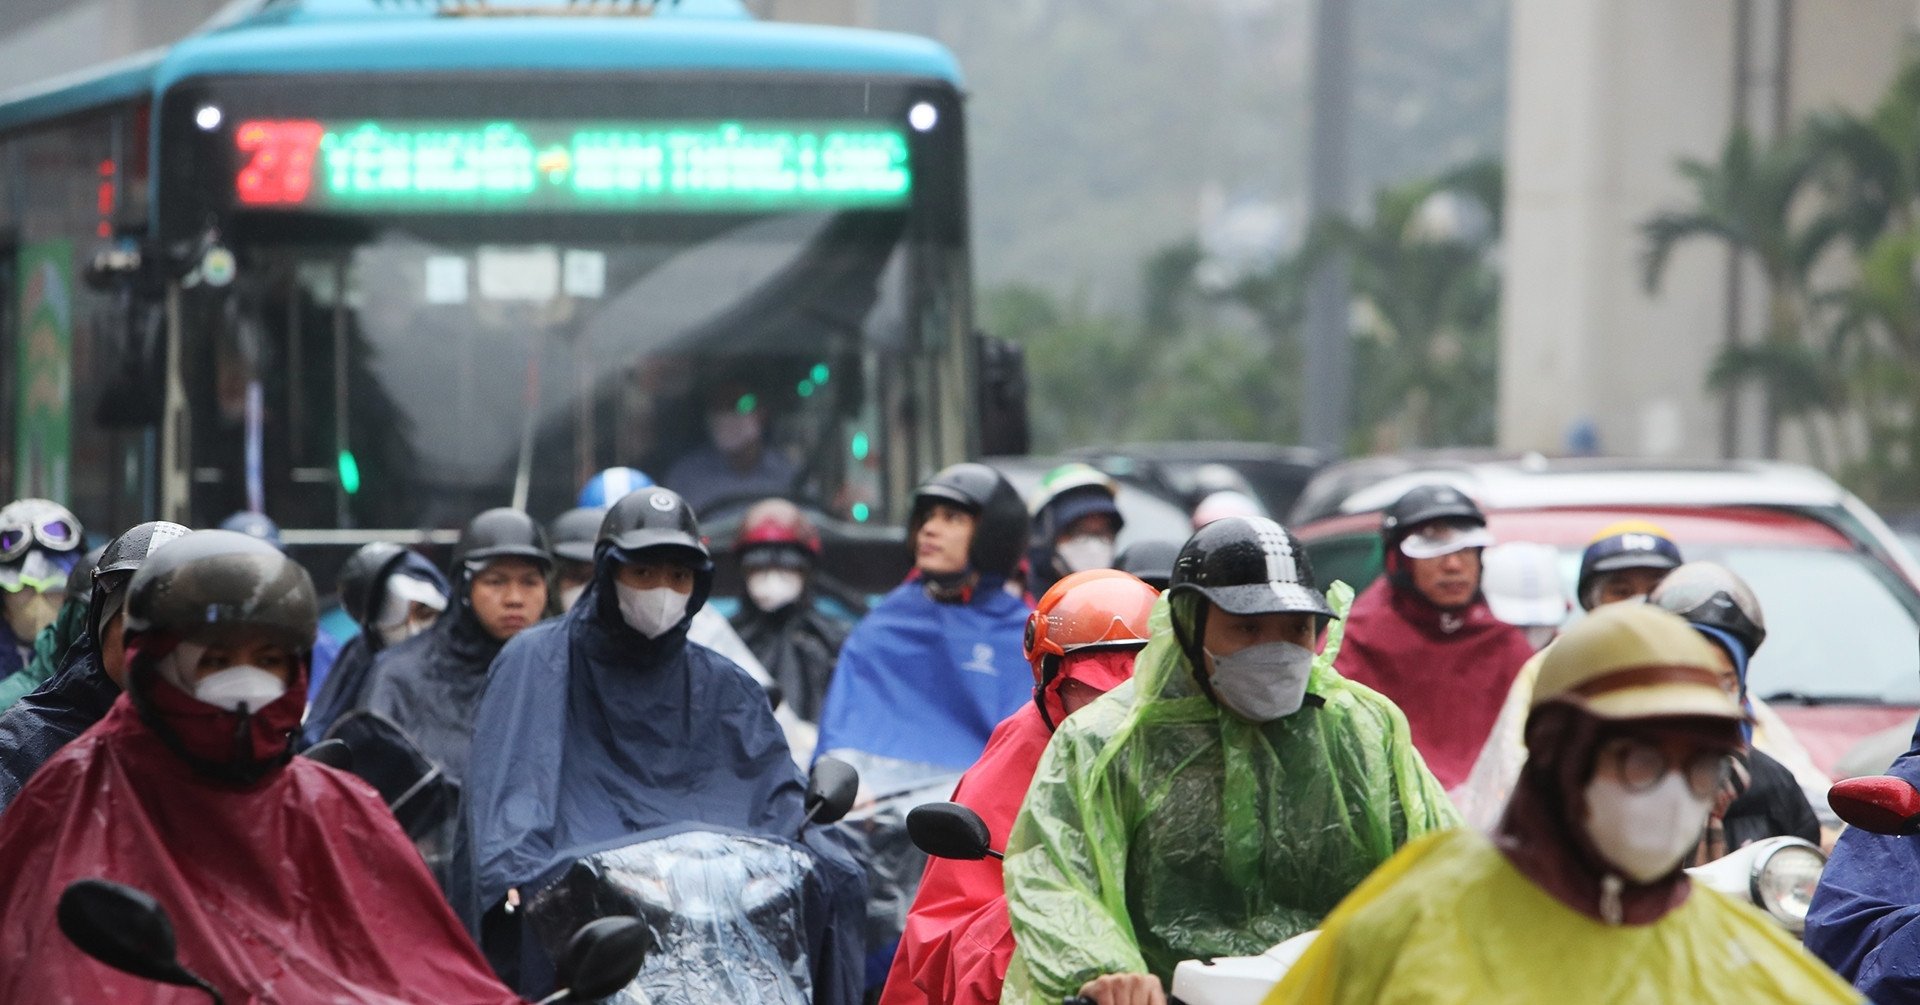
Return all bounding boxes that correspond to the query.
[1498,1,1916,461]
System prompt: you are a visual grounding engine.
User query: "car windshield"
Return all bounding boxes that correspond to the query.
[1550,545,1920,704]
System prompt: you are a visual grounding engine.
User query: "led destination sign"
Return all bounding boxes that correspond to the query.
[233,118,912,212]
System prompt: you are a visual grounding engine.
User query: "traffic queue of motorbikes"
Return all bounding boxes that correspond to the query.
[0,459,1912,1004]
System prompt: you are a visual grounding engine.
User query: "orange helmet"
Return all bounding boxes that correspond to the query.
[1026,569,1157,668]
[1025,569,1157,728]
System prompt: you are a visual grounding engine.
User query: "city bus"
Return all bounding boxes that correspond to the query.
[0,0,1019,584]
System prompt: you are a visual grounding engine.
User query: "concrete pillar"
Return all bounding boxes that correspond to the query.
[1498,0,1913,460]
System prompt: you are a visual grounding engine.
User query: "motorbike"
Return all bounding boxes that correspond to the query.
[54,877,647,1005]
[517,757,862,1004]
[908,800,1826,1005]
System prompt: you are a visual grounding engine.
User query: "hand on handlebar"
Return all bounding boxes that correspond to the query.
[1074,972,1167,1005]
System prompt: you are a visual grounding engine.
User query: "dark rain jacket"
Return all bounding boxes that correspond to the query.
[305,553,451,748]
[1806,729,1920,999]
[356,585,501,786]
[0,636,114,813]
[731,595,853,723]
[461,550,866,1003]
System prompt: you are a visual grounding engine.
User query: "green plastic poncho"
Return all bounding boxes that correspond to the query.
[1001,584,1459,1002]
[1265,829,1862,1004]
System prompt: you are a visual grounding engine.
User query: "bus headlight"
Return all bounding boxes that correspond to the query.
[1751,839,1825,933]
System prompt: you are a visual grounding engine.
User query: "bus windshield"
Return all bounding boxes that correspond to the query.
[155,73,973,533]
[183,205,959,530]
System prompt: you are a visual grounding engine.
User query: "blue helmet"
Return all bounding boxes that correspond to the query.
[219,510,283,549]
[578,467,656,508]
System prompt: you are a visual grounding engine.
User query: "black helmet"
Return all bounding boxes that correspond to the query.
[1650,560,1767,655]
[454,508,552,571]
[1169,516,1335,619]
[911,463,1029,577]
[1115,539,1180,592]
[1379,483,1485,545]
[123,529,318,652]
[598,487,707,562]
[549,506,608,564]
[337,541,409,624]
[88,521,191,642]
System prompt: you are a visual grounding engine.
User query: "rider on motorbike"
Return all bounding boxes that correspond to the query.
[0,521,188,811]
[0,529,520,1002]
[460,487,865,1001]
[881,569,1159,1005]
[1269,604,1859,1003]
[1001,517,1456,1005]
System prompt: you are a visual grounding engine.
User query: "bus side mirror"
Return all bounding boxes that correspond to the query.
[976,332,1029,457]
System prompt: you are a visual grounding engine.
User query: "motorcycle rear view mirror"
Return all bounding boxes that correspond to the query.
[1829,774,1920,834]
[57,878,224,1004]
[303,739,355,772]
[908,801,1001,861]
[540,915,652,1004]
[803,757,860,829]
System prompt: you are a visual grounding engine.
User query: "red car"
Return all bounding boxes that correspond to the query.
[1290,458,1920,781]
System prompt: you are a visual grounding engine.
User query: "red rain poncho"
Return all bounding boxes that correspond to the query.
[879,649,1136,1005]
[0,695,521,1004]
[1336,577,1535,789]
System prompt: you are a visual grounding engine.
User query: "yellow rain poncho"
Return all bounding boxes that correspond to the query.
[1001,585,1458,1002]
[1265,828,1863,1004]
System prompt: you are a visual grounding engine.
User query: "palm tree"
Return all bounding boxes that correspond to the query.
[1304,159,1504,450]
[1642,127,1849,459]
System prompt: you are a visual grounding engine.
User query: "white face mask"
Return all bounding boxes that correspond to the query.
[1582,770,1714,884]
[1204,641,1315,723]
[617,583,689,639]
[193,665,288,714]
[746,569,805,612]
[1054,535,1116,574]
[560,583,587,611]
[1523,625,1558,651]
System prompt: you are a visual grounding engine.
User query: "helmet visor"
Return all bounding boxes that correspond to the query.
[1398,522,1495,560]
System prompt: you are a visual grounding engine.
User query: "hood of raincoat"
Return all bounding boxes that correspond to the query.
[355,556,514,784]
[0,591,88,713]
[815,581,1033,771]
[1266,827,1864,1005]
[0,696,520,1003]
[1805,727,1920,998]
[1001,584,1461,1000]
[1337,576,1536,788]
[1493,703,1701,926]
[303,631,373,748]
[0,634,113,813]
[732,596,853,724]
[460,548,866,1001]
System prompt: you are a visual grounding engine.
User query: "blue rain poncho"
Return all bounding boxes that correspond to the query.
[815,579,1032,772]
[460,549,865,1002]
[1806,725,1920,999]
[1001,585,1458,1002]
